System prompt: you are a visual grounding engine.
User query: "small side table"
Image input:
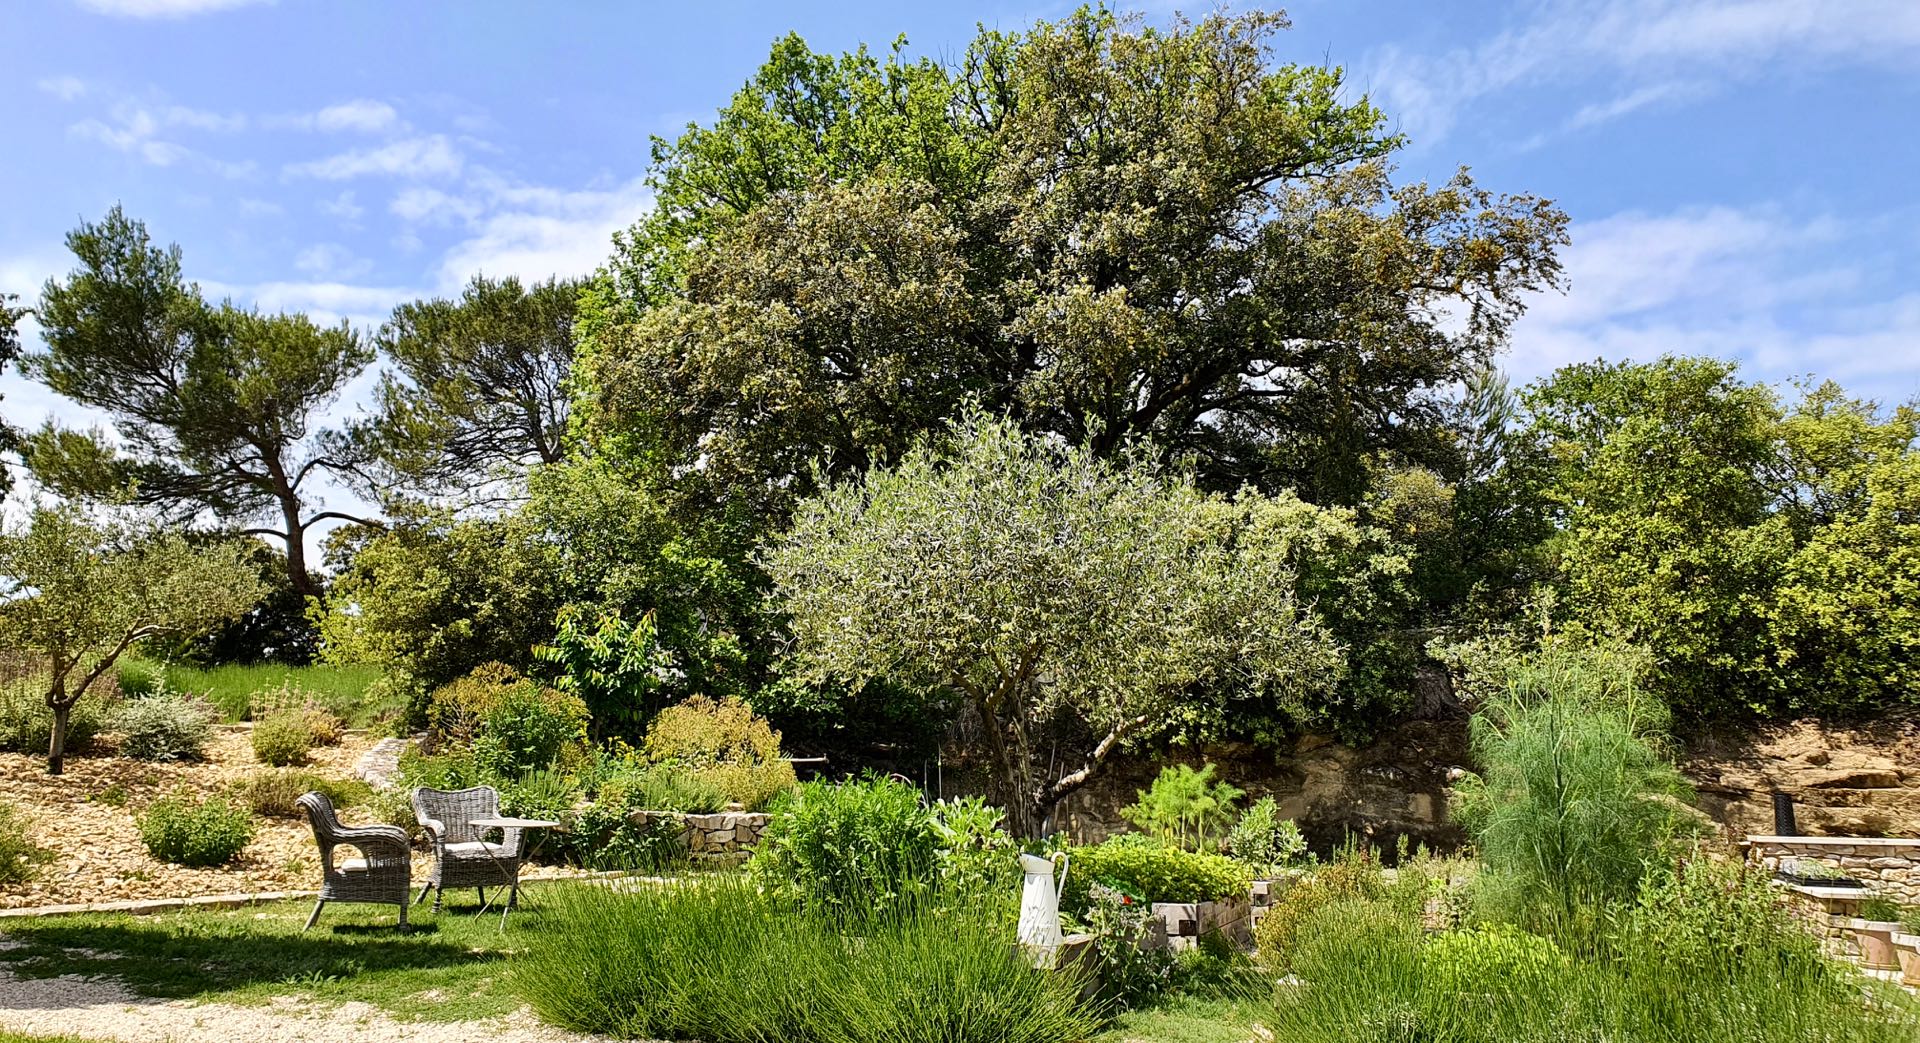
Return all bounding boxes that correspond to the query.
[468,816,560,927]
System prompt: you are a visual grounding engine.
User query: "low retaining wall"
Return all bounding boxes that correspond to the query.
[1746,835,1920,903]
[1746,835,1920,959]
[626,810,771,861]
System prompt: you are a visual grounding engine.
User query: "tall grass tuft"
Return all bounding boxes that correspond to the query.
[119,661,387,726]
[512,874,1097,1043]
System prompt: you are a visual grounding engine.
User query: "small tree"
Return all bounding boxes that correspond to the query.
[0,506,265,773]
[767,410,1376,837]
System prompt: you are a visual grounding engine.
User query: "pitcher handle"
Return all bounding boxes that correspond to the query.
[1054,851,1069,896]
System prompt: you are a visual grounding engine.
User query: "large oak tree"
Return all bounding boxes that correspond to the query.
[25,207,378,597]
[582,8,1568,528]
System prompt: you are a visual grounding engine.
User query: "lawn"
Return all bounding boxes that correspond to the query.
[117,660,393,727]
[0,897,532,1024]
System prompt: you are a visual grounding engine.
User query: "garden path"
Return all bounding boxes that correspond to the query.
[0,957,622,1043]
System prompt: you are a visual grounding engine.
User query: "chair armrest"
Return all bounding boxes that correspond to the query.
[418,818,446,846]
[333,824,412,851]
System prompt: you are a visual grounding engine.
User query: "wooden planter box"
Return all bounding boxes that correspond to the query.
[1149,895,1252,952]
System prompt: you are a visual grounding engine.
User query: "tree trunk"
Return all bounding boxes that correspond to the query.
[47,702,70,776]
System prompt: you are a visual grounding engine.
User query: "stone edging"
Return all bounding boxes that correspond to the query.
[1745,835,1920,849]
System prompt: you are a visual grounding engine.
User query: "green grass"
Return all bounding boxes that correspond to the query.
[0,1033,117,1043]
[1092,995,1268,1043]
[118,661,391,727]
[0,896,535,1023]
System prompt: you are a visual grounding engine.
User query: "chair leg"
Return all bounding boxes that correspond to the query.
[398,900,409,932]
[304,899,326,932]
[506,883,520,909]
[477,886,486,907]
[432,885,443,914]
[414,882,431,906]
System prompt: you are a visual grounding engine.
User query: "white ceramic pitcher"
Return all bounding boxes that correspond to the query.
[1017,851,1069,949]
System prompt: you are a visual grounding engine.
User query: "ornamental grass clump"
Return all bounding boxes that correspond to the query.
[250,708,314,766]
[513,873,1097,1043]
[138,789,254,866]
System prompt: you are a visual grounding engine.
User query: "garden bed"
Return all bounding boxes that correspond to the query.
[1,729,454,909]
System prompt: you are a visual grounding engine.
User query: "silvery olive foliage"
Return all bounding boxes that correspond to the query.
[768,410,1397,836]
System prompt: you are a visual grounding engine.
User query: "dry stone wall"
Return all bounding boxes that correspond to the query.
[626,810,770,862]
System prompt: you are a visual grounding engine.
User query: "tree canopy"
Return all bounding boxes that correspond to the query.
[0,294,23,497]
[361,275,582,501]
[26,208,378,597]
[1522,357,1920,718]
[0,505,264,772]
[766,409,1395,836]
[580,7,1568,529]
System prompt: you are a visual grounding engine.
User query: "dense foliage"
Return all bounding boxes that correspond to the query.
[770,411,1391,834]
[113,692,216,762]
[1065,834,1253,907]
[1523,357,1920,719]
[583,8,1566,527]
[1122,763,1245,850]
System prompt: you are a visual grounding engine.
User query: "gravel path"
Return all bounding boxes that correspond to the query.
[0,959,619,1043]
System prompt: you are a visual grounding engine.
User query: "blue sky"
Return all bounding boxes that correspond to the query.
[3,0,1918,448]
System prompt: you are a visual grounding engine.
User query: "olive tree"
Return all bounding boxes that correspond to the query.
[767,411,1389,836]
[0,506,265,773]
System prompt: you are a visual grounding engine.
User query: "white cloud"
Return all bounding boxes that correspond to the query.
[201,278,415,330]
[237,198,284,218]
[64,99,251,175]
[389,186,483,225]
[315,99,400,134]
[318,191,366,222]
[1507,205,1920,401]
[1367,0,1920,141]
[432,176,651,290]
[74,0,271,16]
[292,243,373,282]
[37,76,88,101]
[284,135,463,180]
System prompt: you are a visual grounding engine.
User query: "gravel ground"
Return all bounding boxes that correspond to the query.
[0,958,616,1043]
[0,728,395,910]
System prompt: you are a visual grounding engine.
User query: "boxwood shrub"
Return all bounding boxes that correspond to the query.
[1064,833,1252,908]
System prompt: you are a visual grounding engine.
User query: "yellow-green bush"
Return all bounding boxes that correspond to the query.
[251,710,314,766]
[1255,848,1387,972]
[641,696,795,811]
[1063,833,1252,908]
[231,769,372,818]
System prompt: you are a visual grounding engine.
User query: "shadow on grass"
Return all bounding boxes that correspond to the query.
[0,900,535,1011]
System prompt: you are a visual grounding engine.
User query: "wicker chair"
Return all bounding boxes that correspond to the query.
[411,785,524,913]
[297,791,412,931]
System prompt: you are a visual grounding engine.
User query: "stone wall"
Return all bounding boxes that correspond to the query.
[1746,836,1920,905]
[626,810,770,862]
[1046,718,1472,855]
[1683,718,1920,839]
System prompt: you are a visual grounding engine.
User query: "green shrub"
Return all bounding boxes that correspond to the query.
[930,796,1020,895]
[138,790,255,866]
[1123,763,1244,850]
[631,765,727,813]
[1224,796,1307,874]
[249,682,346,746]
[113,692,216,761]
[567,776,692,871]
[1065,833,1252,910]
[231,769,371,818]
[750,776,939,915]
[1254,847,1386,972]
[251,709,315,766]
[1265,857,1920,1043]
[512,875,1096,1043]
[0,675,108,754]
[0,800,54,884]
[472,683,588,780]
[1421,923,1568,998]
[640,695,796,811]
